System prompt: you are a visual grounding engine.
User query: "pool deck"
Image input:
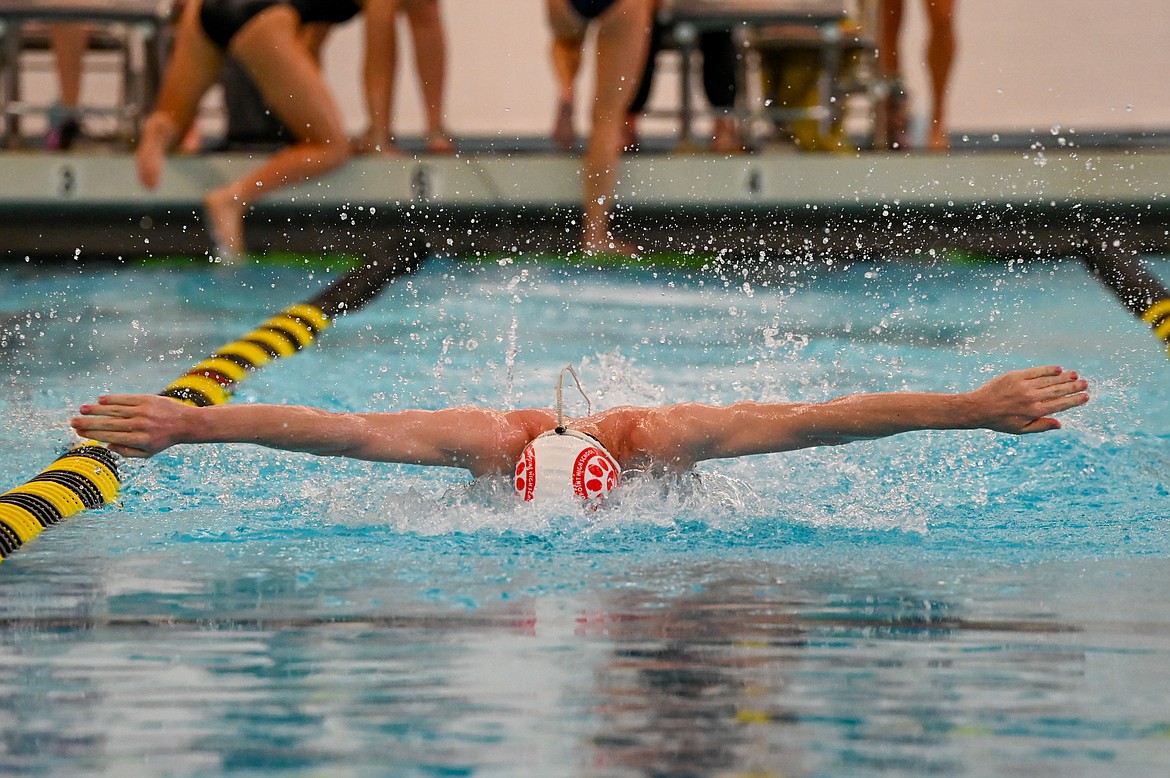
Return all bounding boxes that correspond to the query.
[1,140,1168,265]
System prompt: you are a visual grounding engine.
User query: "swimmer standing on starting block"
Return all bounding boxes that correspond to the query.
[137,0,401,263]
[72,365,1089,504]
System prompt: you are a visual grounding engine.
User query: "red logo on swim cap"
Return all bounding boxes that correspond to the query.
[572,447,619,500]
[515,444,536,501]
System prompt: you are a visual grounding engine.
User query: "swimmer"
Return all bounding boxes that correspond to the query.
[546,0,654,256]
[355,0,454,157]
[72,365,1089,505]
[138,0,400,262]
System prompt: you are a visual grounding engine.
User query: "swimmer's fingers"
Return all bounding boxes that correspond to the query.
[102,438,156,459]
[1050,384,1091,409]
[1035,374,1089,401]
[70,414,151,454]
[1016,386,1091,434]
[71,394,187,457]
[69,422,156,458]
[973,367,1089,434]
[1015,365,1065,381]
[1018,417,1061,434]
[994,367,1089,403]
[1023,367,1077,388]
[70,414,130,434]
[77,394,154,418]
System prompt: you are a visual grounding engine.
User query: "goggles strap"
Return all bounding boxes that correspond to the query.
[555,363,591,434]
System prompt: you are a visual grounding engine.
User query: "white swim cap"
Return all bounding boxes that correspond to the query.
[514,429,621,503]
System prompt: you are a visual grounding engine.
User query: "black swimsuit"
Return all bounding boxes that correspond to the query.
[569,0,618,20]
[199,0,361,50]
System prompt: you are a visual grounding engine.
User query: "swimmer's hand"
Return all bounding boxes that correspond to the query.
[71,394,192,458]
[966,366,1089,434]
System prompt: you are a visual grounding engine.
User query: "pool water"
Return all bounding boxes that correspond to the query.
[1,256,1169,776]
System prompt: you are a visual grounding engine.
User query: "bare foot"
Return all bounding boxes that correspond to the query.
[622,127,639,154]
[426,133,456,155]
[582,233,641,259]
[372,142,407,157]
[622,114,640,154]
[926,124,950,151]
[203,188,247,264]
[710,116,747,154]
[884,89,911,151]
[352,130,406,156]
[179,125,202,155]
[137,113,177,190]
[553,101,575,151]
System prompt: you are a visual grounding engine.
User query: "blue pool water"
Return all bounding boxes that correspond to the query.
[1,256,1169,776]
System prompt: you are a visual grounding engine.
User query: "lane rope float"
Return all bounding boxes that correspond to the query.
[159,302,332,407]
[0,243,427,563]
[1083,241,1170,357]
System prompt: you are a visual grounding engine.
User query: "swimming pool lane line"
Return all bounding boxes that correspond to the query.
[1084,243,1170,358]
[0,243,429,564]
[158,302,331,406]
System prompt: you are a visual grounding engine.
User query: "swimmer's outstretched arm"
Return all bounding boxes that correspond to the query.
[71,396,537,476]
[638,367,1089,468]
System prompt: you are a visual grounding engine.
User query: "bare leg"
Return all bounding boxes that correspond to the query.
[46,23,88,149]
[922,0,956,150]
[299,21,332,60]
[710,114,744,153]
[546,0,586,150]
[623,17,660,154]
[701,28,743,153]
[137,0,224,188]
[582,0,652,254]
[404,0,453,153]
[623,112,639,152]
[877,0,903,79]
[361,0,404,155]
[206,5,351,259]
[49,24,86,108]
[876,0,908,149]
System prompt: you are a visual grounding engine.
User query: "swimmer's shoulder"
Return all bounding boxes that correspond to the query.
[586,406,665,469]
[596,403,735,472]
[503,407,558,430]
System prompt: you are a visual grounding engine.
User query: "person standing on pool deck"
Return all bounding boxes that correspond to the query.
[136,0,400,262]
[355,0,454,156]
[72,366,1089,504]
[546,0,654,256]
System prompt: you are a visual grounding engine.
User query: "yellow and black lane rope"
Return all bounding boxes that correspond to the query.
[0,245,426,563]
[1084,242,1170,357]
[0,445,121,559]
[159,302,330,407]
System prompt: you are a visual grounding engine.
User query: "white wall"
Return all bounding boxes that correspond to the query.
[322,1,560,138]
[927,0,1170,134]
[318,0,1170,140]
